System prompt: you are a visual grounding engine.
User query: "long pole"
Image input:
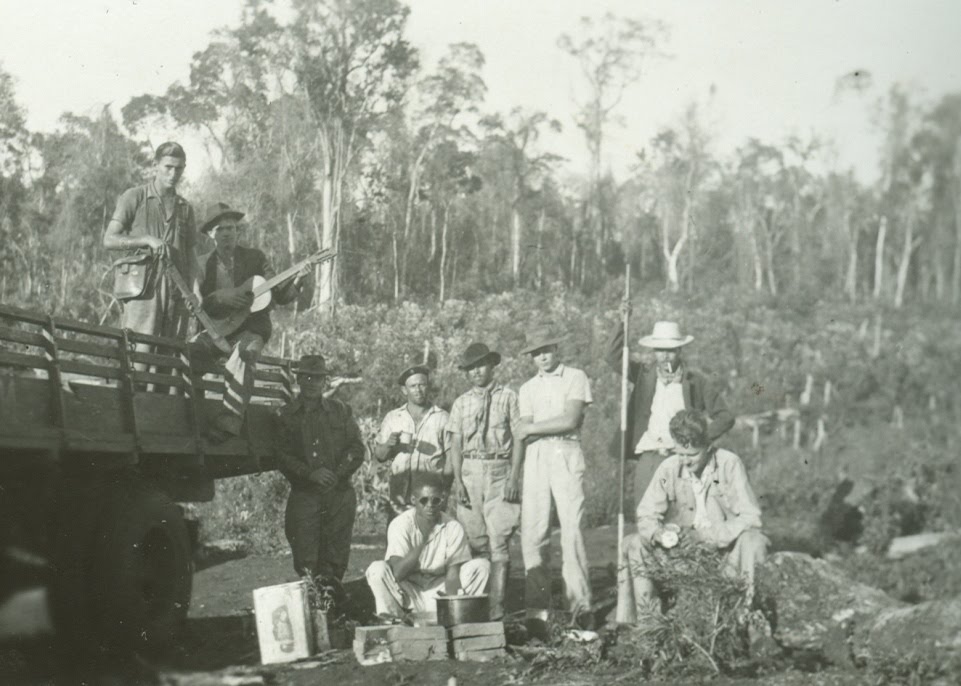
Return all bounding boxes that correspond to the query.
[616,264,631,573]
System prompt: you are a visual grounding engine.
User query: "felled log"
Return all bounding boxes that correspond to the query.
[886,531,961,560]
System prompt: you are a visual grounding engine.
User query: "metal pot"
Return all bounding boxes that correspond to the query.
[435,593,489,627]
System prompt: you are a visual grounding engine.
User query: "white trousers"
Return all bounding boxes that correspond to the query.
[521,440,593,614]
[365,558,490,615]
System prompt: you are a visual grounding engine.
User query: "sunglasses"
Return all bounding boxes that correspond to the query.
[418,496,444,507]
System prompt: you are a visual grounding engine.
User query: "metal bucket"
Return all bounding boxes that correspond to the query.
[435,593,489,627]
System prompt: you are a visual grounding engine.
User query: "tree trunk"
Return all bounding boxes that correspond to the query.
[286,211,298,261]
[893,211,919,308]
[844,211,858,302]
[439,203,450,302]
[316,163,335,306]
[391,217,400,303]
[873,215,887,300]
[953,180,961,305]
[535,208,545,289]
[511,204,522,287]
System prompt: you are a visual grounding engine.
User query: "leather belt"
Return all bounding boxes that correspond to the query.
[462,451,510,460]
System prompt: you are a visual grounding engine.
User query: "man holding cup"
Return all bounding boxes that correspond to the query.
[374,365,450,517]
[616,409,768,624]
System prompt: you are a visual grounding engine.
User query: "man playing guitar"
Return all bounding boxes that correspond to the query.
[194,202,313,442]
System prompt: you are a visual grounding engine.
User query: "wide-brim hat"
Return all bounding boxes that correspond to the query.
[521,324,566,355]
[200,201,246,234]
[458,342,501,371]
[295,354,327,376]
[397,364,431,386]
[638,321,694,349]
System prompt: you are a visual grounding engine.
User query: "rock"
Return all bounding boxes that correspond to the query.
[757,552,902,663]
[886,531,961,560]
[852,594,961,667]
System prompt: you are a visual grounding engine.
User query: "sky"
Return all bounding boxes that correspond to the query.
[1,0,959,183]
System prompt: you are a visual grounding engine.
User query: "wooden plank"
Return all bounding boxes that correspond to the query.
[0,324,44,347]
[65,383,125,435]
[50,316,122,339]
[131,371,185,389]
[0,304,48,325]
[199,379,225,394]
[59,359,122,380]
[125,329,185,351]
[0,350,46,369]
[449,622,505,639]
[452,635,505,651]
[454,647,506,662]
[57,337,120,359]
[388,626,447,642]
[251,387,287,400]
[252,370,285,384]
[130,351,186,369]
[62,430,136,453]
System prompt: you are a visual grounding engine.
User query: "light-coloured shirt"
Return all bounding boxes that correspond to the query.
[377,404,449,475]
[634,379,686,453]
[446,383,520,455]
[385,508,473,579]
[518,364,592,440]
[636,448,763,549]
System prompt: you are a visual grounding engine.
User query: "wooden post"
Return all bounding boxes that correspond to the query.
[42,317,66,449]
[117,329,141,464]
[615,264,632,624]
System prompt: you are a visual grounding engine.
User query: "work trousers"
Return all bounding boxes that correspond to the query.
[365,558,490,616]
[456,458,520,563]
[616,529,769,624]
[521,440,592,614]
[193,330,264,435]
[284,485,357,581]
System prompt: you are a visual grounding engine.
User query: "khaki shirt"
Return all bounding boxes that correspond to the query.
[636,448,763,548]
[518,364,592,440]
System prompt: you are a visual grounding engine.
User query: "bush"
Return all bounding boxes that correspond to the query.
[611,539,751,679]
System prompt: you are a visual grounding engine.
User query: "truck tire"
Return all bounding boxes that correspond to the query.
[89,480,193,655]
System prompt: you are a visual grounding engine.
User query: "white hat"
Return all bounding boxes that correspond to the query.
[638,321,694,349]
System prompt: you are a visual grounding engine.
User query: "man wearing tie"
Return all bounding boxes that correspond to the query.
[447,342,522,620]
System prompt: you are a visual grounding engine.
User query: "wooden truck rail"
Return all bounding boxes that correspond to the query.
[0,302,294,479]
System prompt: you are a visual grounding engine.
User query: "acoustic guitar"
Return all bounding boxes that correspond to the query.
[204,248,336,340]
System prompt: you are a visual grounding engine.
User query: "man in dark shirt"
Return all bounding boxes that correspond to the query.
[274,354,366,586]
[195,201,308,440]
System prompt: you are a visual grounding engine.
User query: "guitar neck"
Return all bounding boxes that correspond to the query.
[252,249,334,297]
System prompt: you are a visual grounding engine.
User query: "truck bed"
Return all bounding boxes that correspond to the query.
[0,303,294,479]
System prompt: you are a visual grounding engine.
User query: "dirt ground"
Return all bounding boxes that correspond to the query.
[2,523,872,685]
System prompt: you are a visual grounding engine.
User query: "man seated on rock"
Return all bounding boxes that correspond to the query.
[616,408,769,624]
[366,472,490,620]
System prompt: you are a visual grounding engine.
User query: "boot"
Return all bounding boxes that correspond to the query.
[489,561,509,621]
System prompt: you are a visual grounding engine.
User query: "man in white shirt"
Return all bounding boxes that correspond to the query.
[365,474,490,618]
[374,365,450,517]
[515,325,594,630]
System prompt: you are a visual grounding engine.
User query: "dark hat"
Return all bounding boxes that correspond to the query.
[397,365,430,386]
[200,201,246,234]
[295,354,327,376]
[458,342,501,371]
[520,324,566,355]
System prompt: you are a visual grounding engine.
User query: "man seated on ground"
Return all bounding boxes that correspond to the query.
[616,409,769,624]
[365,473,490,619]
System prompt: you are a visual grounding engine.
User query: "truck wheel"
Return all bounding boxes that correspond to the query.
[90,482,193,655]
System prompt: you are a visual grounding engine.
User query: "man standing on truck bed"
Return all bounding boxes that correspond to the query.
[274,354,366,603]
[103,142,197,351]
[194,201,309,441]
